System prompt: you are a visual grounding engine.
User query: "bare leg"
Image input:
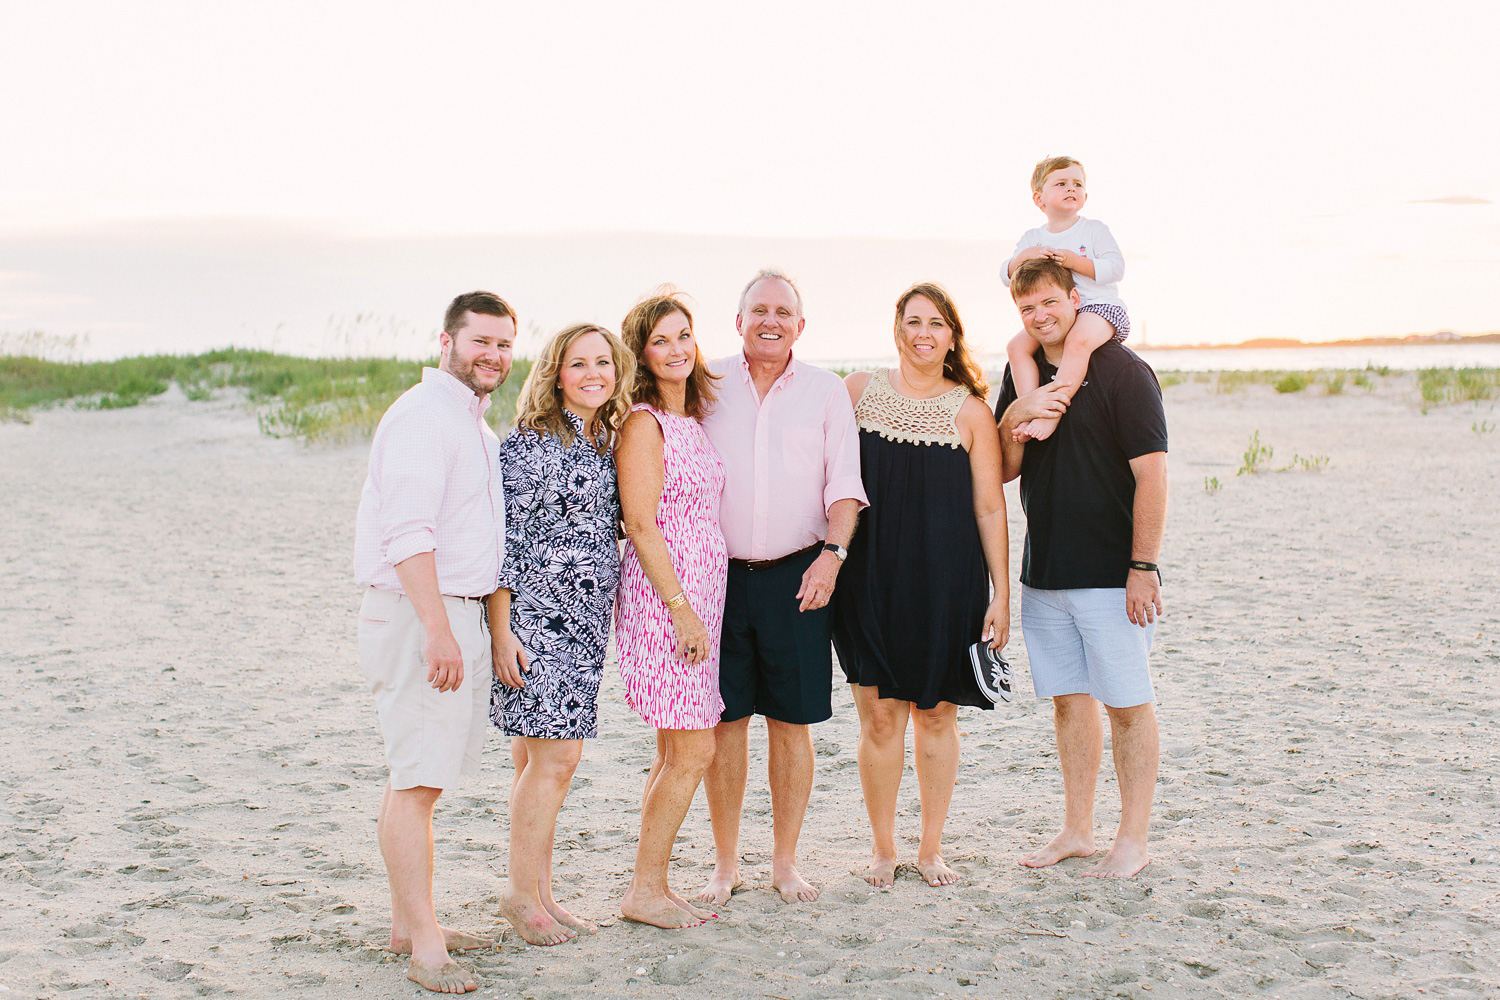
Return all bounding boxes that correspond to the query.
[1083,702,1159,878]
[695,716,749,904]
[1021,694,1101,867]
[621,727,717,928]
[388,783,489,951]
[499,737,582,945]
[911,703,961,886]
[766,718,818,902]
[851,685,909,888]
[380,783,476,993]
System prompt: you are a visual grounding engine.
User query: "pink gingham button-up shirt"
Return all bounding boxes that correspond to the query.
[354,367,504,597]
[702,353,868,561]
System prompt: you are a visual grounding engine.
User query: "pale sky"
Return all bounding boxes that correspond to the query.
[1,0,1496,357]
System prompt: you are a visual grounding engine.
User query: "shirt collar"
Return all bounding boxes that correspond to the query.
[736,351,799,388]
[423,366,491,417]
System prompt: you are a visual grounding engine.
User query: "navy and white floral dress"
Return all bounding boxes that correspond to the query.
[490,411,621,739]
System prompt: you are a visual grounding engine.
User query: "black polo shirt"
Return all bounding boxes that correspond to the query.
[993,341,1168,590]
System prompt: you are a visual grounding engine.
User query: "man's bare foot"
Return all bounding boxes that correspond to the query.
[621,888,704,929]
[1081,839,1150,878]
[916,855,959,887]
[406,959,477,994]
[390,926,492,956]
[861,855,898,888]
[773,865,820,903]
[667,888,717,921]
[1020,831,1097,869]
[499,893,577,946]
[543,898,597,935]
[694,867,743,905]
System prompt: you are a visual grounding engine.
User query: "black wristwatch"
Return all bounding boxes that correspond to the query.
[823,542,848,562]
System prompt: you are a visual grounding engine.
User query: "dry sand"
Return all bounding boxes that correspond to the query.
[2,375,1497,999]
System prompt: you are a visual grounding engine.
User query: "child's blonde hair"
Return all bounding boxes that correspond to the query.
[1030,156,1085,193]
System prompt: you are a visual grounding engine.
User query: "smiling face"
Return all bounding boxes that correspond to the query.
[1013,279,1081,360]
[1032,163,1088,224]
[556,330,616,422]
[896,294,954,368]
[641,309,696,385]
[440,311,515,398]
[735,277,804,367]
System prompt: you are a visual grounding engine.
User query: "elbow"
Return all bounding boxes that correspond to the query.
[621,513,656,541]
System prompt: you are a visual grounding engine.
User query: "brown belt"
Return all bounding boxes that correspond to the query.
[729,541,822,573]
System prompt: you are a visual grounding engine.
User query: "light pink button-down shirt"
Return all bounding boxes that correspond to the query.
[702,354,868,561]
[354,367,504,597]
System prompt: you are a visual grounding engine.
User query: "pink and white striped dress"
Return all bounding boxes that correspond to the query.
[616,403,728,730]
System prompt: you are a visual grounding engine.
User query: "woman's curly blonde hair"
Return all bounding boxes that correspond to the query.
[514,323,635,452]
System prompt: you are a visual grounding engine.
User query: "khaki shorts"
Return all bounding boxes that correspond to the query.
[358,588,492,790]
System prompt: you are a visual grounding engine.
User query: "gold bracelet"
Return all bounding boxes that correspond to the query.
[664,591,688,611]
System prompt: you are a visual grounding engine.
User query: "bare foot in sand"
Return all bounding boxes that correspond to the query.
[390,926,492,956]
[667,888,717,921]
[499,893,577,946]
[1020,831,1097,869]
[774,865,820,903]
[861,855,898,888]
[694,867,743,905]
[543,897,597,935]
[1081,839,1150,878]
[406,959,477,994]
[916,855,959,887]
[621,888,704,929]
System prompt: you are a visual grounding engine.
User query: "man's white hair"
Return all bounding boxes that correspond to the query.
[737,268,803,317]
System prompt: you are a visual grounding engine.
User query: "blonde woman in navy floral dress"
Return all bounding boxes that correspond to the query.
[487,323,634,947]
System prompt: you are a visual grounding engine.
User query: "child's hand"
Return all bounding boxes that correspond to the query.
[1018,245,1052,264]
[1044,248,1085,271]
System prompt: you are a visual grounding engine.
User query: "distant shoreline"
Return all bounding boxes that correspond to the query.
[1137,331,1500,351]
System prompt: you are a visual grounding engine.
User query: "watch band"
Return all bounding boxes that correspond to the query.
[823,542,848,562]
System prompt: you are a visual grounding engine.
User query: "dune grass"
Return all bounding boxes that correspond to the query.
[0,348,531,441]
[1417,367,1500,404]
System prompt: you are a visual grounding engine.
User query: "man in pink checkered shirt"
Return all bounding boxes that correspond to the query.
[353,290,515,994]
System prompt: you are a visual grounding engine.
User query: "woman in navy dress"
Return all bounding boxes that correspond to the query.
[488,323,634,945]
[832,283,1011,890]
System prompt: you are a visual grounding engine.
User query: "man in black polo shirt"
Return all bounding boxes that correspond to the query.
[995,258,1168,878]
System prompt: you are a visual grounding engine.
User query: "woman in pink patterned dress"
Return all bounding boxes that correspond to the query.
[615,291,728,929]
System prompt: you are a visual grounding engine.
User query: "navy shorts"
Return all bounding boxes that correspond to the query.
[719,546,834,725]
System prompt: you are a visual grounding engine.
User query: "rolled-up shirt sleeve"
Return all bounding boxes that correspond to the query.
[376,405,449,567]
[822,387,869,513]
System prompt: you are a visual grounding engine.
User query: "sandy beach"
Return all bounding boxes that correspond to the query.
[2,373,1497,999]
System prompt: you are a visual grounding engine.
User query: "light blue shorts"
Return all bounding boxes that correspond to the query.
[1021,586,1155,708]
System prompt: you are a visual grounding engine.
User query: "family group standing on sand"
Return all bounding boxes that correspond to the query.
[352,157,1170,993]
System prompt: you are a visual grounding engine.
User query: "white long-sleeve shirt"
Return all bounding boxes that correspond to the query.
[1003,217,1126,309]
[354,367,504,598]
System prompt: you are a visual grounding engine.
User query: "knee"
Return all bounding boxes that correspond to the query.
[669,732,717,775]
[862,711,904,747]
[532,749,582,784]
[1105,703,1157,733]
[912,709,954,739]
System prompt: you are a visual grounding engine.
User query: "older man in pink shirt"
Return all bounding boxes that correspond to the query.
[697,269,868,905]
[354,290,515,994]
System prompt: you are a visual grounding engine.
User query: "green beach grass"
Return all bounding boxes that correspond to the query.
[4,348,1496,442]
[0,348,532,441]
